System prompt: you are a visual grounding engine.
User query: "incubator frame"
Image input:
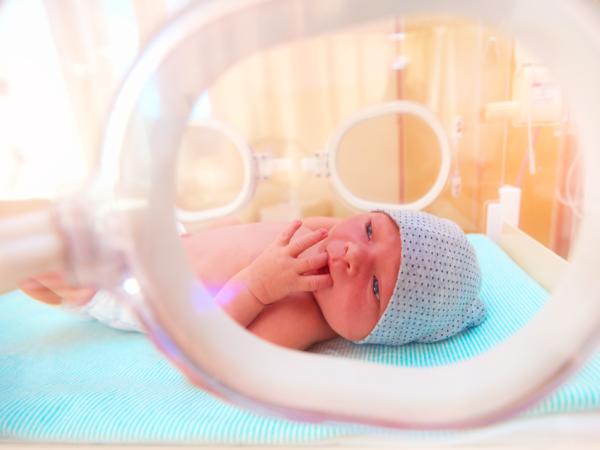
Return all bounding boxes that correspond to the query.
[2,0,600,430]
[96,0,600,428]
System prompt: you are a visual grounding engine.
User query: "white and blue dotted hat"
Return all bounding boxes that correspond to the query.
[357,209,485,346]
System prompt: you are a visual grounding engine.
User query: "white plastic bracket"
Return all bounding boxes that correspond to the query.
[253,153,294,180]
[300,151,329,177]
[486,185,522,241]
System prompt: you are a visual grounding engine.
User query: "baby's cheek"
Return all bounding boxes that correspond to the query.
[319,283,346,310]
[353,297,382,335]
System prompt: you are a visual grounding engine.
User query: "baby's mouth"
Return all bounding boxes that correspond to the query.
[316,265,330,276]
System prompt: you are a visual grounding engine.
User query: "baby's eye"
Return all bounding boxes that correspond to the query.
[372,276,380,302]
[365,221,373,240]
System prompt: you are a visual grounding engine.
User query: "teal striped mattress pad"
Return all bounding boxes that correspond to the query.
[1,234,599,444]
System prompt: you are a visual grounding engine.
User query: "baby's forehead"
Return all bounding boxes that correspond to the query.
[374,211,400,235]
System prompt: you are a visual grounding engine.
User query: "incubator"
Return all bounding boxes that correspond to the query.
[1,0,600,444]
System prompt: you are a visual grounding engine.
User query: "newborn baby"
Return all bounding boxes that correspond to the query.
[21,210,485,349]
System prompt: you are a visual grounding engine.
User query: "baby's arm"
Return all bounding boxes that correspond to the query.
[248,294,337,350]
[214,220,331,327]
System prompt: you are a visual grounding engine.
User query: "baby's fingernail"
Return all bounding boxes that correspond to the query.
[320,228,328,236]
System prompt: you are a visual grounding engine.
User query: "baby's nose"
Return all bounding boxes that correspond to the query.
[344,242,368,275]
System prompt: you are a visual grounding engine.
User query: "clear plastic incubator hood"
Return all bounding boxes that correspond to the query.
[2,0,600,431]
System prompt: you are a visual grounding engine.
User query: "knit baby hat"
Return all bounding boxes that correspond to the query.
[357,209,486,345]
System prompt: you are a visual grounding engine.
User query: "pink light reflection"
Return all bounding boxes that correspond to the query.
[190,279,243,312]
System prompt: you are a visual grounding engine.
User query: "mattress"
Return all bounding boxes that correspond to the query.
[1,234,599,444]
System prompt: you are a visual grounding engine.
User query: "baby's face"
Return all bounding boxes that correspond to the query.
[312,212,401,341]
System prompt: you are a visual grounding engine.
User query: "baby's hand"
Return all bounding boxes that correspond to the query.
[19,271,96,306]
[247,220,331,305]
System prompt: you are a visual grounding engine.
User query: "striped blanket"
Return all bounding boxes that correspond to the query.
[1,235,599,443]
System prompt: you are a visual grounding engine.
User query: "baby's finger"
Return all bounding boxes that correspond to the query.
[296,252,328,274]
[288,228,327,256]
[20,279,63,305]
[277,220,302,245]
[54,287,97,307]
[298,274,333,292]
